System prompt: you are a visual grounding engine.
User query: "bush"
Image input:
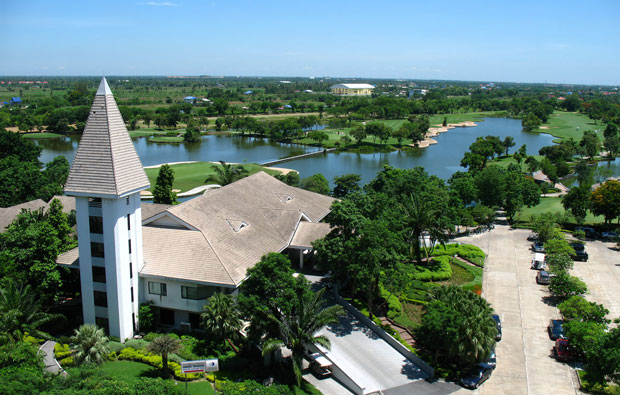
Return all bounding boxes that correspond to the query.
[412,256,452,281]
[143,332,160,342]
[452,259,483,292]
[117,347,201,381]
[54,343,72,360]
[107,341,125,353]
[379,285,402,320]
[124,339,148,350]
[432,244,486,267]
[59,356,74,367]
[550,272,588,301]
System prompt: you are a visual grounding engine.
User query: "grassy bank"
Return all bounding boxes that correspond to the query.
[539,111,603,142]
[144,161,284,193]
[514,196,605,225]
[21,132,64,139]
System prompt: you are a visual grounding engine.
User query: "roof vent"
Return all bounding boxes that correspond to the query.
[226,219,249,232]
[275,193,293,204]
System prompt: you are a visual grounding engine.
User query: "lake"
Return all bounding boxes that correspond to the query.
[36,118,556,186]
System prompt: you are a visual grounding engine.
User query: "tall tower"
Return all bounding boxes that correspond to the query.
[65,77,150,341]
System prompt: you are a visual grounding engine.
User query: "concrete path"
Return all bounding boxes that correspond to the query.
[451,215,579,395]
[303,372,354,395]
[39,340,67,376]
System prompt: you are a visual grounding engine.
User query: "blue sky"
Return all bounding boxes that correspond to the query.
[1,0,619,85]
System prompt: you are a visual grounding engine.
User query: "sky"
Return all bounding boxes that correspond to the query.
[1,0,619,85]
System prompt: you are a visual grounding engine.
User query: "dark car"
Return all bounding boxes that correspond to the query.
[460,363,494,389]
[537,270,551,285]
[547,319,565,340]
[527,233,538,242]
[486,347,497,369]
[532,241,545,253]
[492,314,502,341]
[601,231,619,241]
[553,339,574,362]
[576,226,599,239]
[569,242,588,262]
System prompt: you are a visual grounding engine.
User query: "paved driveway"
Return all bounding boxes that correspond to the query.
[452,220,579,395]
[570,240,620,321]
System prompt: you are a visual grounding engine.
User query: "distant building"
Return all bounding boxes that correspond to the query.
[183,96,197,104]
[244,90,253,95]
[408,89,428,97]
[330,83,375,96]
[10,97,22,105]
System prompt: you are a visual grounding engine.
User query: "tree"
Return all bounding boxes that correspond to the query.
[349,126,367,144]
[262,287,343,386]
[590,180,620,225]
[183,127,201,143]
[138,302,156,333]
[71,324,110,365]
[558,296,610,325]
[531,212,562,243]
[563,320,605,359]
[579,130,601,159]
[201,293,242,346]
[47,198,75,251]
[307,130,329,146]
[525,155,539,173]
[275,171,300,187]
[332,174,361,198]
[549,272,588,301]
[562,185,591,224]
[0,279,61,344]
[544,238,576,258]
[502,136,515,156]
[546,252,574,273]
[513,144,527,165]
[584,324,620,386]
[301,173,329,195]
[522,113,541,132]
[147,335,182,377]
[152,164,177,204]
[416,286,497,370]
[205,160,249,186]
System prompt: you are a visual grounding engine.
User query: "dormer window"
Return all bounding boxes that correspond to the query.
[275,193,293,204]
[226,219,249,233]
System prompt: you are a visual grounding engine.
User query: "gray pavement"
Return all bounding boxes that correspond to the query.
[570,240,620,321]
[451,217,579,395]
[303,372,354,395]
[39,340,67,376]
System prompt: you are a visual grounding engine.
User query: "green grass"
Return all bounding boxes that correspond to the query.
[21,132,64,139]
[148,136,184,143]
[487,155,544,171]
[444,262,475,286]
[399,302,424,331]
[539,111,604,142]
[514,196,605,225]
[144,161,285,193]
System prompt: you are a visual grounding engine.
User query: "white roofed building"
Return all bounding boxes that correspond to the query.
[330,83,375,96]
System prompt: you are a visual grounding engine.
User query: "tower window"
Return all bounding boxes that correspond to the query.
[126,197,130,205]
[89,216,103,234]
[92,266,106,283]
[91,242,105,258]
[94,291,108,307]
[129,261,133,279]
[88,198,102,208]
[128,239,132,254]
[127,214,131,230]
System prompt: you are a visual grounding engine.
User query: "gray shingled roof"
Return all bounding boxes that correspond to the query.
[141,172,335,285]
[64,77,149,198]
[290,222,332,248]
[0,196,75,233]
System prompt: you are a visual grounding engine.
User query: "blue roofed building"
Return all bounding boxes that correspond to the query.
[10,97,22,105]
[183,96,197,104]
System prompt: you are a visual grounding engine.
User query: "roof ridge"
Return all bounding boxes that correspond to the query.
[104,96,120,196]
[197,224,235,285]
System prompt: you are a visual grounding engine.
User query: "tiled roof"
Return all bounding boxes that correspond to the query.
[141,203,172,221]
[142,172,335,285]
[290,222,332,249]
[64,77,149,198]
[0,199,47,232]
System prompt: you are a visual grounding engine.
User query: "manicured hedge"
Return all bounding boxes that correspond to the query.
[433,244,486,267]
[452,259,483,293]
[412,255,452,281]
[379,285,403,320]
[117,347,202,381]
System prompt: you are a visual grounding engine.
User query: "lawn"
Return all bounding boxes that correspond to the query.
[539,111,603,142]
[148,136,184,143]
[144,161,285,193]
[514,196,605,225]
[21,132,64,139]
[487,154,544,171]
[101,361,215,394]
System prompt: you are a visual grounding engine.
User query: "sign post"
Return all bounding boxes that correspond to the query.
[205,359,219,394]
[180,359,218,394]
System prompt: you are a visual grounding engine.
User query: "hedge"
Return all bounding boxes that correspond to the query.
[117,347,202,381]
[379,284,403,320]
[412,255,452,281]
[54,343,72,360]
[451,259,483,293]
[433,244,486,267]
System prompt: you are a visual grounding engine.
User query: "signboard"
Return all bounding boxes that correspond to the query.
[181,360,206,374]
[205,358,219,372]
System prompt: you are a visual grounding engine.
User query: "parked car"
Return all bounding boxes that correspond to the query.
[537,270,551,285]
[576,226,599,239]
[532,241,545,253]
[460,363,494,389]
[601,231,619,241]
[492,314,502,341]
[527,232,538,242]
[569,242,588,261]
[308,353,332,378]
[553,339,573,362]
[531,253,547,270]
[486,347,497,368]
[547,319,566,340]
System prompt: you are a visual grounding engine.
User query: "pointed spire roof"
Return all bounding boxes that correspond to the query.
[64,77,150,198]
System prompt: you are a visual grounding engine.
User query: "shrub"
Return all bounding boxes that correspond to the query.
[118,347,201,381]
[550,273,588,301]
[379,285,402,320]
[412,256,452,281]
[107,341,125,353]
[432,244,486,267]
[54,343,72,360]
[143,332,160,342]
[124,339,148,350]
[59,356,74,367]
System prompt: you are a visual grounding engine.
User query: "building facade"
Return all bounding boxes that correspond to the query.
[330,83,375,96]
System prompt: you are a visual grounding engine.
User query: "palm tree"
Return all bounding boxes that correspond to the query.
[201,293,242,345]
[147,335,182,377]
[0,279,61,344]
[71,324,110,365]
[205,160,249,186]
[262,288,344,387]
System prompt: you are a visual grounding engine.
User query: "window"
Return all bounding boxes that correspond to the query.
[181,286,211,300]
[127,214,131,230]
[126,197,130,205]
[88,198,102,208]
[131,287,134,302]
[89,216,103,234]
[188,313,201,329]
[129,261,133,279]
[94,291,107,307]
[91,242,104,258]
[148,281,167,296]
[159,308,175,326]
[92,266,106,283]
[95,317,109,333]
[128,239,132,254]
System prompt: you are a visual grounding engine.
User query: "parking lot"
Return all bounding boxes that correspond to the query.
[452,219,580,395]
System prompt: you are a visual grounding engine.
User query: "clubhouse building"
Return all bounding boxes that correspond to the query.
[58,78,335,340]
[330,83,375,96]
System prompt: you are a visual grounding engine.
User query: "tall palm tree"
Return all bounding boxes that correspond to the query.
[0,279,61,344]
[262,288,344,387]
[71,324,110,365]
[147,335,182,377]
[201,293,242,345]
[205,160,249,186]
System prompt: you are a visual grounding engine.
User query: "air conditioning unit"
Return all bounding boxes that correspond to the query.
[180,321,191,333]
